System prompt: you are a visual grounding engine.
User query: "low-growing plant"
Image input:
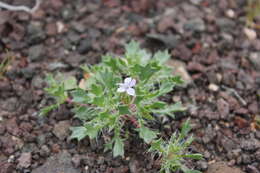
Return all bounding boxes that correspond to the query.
[246,0,260,28]
[41,40,202,172]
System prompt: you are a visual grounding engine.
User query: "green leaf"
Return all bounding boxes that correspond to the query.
[113,137,124,157]
[149,138,164,153]
[39,104,59,116]
[91,84,103,96]
[183,154,203,160]
[93,96,105,107]
[153,50,170,65]
[152,102,185,118]
[181,120,192,137]
[139,126,157,143]
[158,81,174,96]
[64,76,77,90]
[72,106,97,121]
[70,126,88,141]
[118,105,130,115]
[139,62,161,81]
[85,124,100,139]
[71,89,89,103]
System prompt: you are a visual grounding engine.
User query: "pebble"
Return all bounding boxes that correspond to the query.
[183,18,206,32]
[206,162,244,173]
[32,150,78,173]
[53,120,71,140]
[27,22,46,44]
[216,18,236,32]
[78,39,92,54]
[226,9,235,18]
[28,45,45,61]
[249,52,260,71]
[166,59,192,87]
[208,83,219,91]
[18,152,32,168]
[244,27,257,40]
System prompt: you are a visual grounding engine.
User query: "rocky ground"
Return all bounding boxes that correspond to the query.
[0,0,259,173]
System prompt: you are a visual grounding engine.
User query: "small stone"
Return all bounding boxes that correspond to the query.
[183,18,206,32]
[217,98,230,119]
[244,27,257,40]
[226,9,235,18]
[71,155,82,167]
[197,160,208,171]
[18,152,32,168]
[216,18,236,33]
[61,7,74,21]
[241,139,260,151]
[28,45,45,62]
[77,39,92,54]
[53,121,71,140]
[27,22,46,44]
[242,154,251,164]
[167,60,192,87]
[190,0,203,5]
[46,23,57,36]
[249,52,260,71]
[57,21,66,34]
[206,162,244,173]
[32,150,78,173]
[208,83,219,91]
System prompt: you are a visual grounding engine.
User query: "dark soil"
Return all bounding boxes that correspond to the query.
[0,0,259,173]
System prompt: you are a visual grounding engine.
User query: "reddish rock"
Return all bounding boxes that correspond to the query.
[0,162,14,173]
[6,118,21,137]
[18,152,32,168]
[46,23,57,36]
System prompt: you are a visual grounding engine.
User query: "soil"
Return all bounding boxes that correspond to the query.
[0,0,259,173]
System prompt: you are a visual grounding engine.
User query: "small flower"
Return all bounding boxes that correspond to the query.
[117,77,136,96]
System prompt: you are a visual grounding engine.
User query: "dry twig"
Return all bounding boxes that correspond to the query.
[0,0,41,13]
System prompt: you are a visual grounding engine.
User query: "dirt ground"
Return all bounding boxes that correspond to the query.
[0,0,259,173]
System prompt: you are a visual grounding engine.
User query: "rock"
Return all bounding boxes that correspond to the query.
[167,60,192,87]
[129,159,139,173]
[157,16,174,33]
[6,118,21,136]
[18,152,32,168]
[183,18,205,32]
[31,76,44,89]
[202,125,216,144]
[244,27,257,40]
[0,162,14,173]
[46,23,57,36]
[72,154,82,167]
[242,154,251,164]
[249,52,260,71]
[206,162,244,173]
[197,160,208,171]
[28,45,45,61]
[32,150,78,173]
[217,98,230,119]
[61,7,74,21]
[27,22,46,44]
[1,97,19,112]
[190,0,203,5]
[47,62,69,71]
[216,18,236,33]
[53,120,71,140]
[226,9,235,18]
[146,34,180,49]
[241,139,260,151]
[78,39,92,54]
[39,145,50,157]
[208,83,219,91]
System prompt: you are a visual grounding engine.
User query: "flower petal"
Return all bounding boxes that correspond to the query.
[117,87,126,93]
[129,79,136,87]
[126,88,135,96]
[124,77,132,84]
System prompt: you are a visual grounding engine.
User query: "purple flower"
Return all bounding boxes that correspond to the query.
[117,77,136,96]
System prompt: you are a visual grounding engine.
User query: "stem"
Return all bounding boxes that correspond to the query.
[123,114,140,128]
[66,98,89,107]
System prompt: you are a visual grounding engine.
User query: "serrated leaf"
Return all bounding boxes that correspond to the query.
[153,50,170,65]
[113,137,124,157]
[91,84,103,96]
[64,76,77,90]
[181,120,192,137]
[139,126,157,143]
[85,124,100,139]
[72,106,97,120]
[71,89,89,103]
[152,102,185,118]
[70,126,88,141]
